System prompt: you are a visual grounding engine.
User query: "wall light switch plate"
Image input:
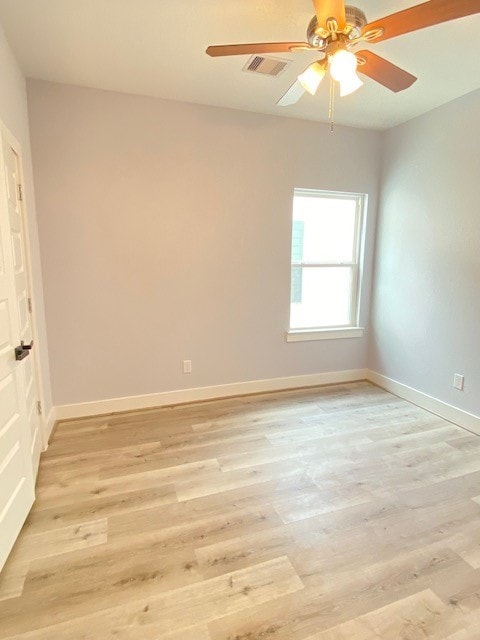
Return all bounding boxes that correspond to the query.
[183,360,192,374]
[454,374,464,391]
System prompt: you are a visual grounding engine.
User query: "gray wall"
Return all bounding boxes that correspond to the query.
[27,80,381,406]
[370,90,480,415]
[0,27,52,425]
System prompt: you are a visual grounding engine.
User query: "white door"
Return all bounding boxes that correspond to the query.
[3,136,41,472]
[0,127,36,571]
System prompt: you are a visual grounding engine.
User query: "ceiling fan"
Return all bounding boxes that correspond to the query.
[206,0,480,106]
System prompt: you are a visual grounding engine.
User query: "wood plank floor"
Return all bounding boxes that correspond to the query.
[2,381,480,639]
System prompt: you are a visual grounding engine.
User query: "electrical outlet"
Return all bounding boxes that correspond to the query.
[183,360,192,374]
[453,374,464,391]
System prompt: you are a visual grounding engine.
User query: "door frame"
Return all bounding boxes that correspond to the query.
[1,120,48,453]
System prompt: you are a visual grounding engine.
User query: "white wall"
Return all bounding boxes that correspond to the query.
[27,80,381,407]
[0,27,52,429]
[370,89,480,415]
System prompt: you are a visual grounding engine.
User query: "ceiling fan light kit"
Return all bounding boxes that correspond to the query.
[298,47,364,109]
[206,0,480,119]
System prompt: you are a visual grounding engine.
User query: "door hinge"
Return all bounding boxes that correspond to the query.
[36,401,42,416]
[17,183,23,201]
[28,297,32,313]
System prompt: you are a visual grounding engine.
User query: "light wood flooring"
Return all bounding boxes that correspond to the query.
[2,381,480,639]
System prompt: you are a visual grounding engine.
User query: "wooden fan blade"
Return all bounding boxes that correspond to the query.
[277,80,306,106]
[357,51,417,92]
[362,0,480,43]
[206,42,310,57]
[312,0,346,29]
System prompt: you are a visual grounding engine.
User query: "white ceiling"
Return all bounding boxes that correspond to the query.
[0,0,479,129]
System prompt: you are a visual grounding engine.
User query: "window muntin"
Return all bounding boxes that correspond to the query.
[289,190,365,332]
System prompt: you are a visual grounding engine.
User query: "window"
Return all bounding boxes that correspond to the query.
[287,189,365,342]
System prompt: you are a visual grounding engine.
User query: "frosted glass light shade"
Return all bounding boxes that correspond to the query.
[329,49,363,96]
[329,49,358,82]
[339,73,363,96]
[298,62,326,95]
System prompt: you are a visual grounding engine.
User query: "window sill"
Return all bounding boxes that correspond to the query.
[286,327,364,342]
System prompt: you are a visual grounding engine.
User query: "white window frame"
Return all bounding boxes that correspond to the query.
[286,189,366,342]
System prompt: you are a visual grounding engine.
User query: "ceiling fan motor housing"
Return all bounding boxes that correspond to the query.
[344,6,368,38]
[307,5,367,47]
[307,16,326,48]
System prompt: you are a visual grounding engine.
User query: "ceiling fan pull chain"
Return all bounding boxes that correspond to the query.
[329,76,335,132]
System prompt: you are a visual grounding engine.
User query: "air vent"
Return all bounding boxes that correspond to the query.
[243,56,289,77]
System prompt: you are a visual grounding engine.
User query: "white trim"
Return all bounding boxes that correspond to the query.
[294,188,368,200]
[367,370,480,436]
[55,369,368,421]
[286,327,364,342]
[42,407,56,448]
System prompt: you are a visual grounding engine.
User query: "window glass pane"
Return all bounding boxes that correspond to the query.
[290,267,352,329]
[291,266,303,304]
[293,195,357,263]
[291,220,304,262]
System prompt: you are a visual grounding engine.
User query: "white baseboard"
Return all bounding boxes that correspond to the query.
[367,370,480,436]
[54,369,368,421]
[47,368,480,435]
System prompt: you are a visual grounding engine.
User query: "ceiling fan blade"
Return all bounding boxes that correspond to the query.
[356,51,417,92]
[312,0,346,29]
[277,80,306,106]
[362,0,480,43]
[206,42,310,57]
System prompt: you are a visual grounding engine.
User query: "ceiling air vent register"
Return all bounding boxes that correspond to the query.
[243,56,289,77]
